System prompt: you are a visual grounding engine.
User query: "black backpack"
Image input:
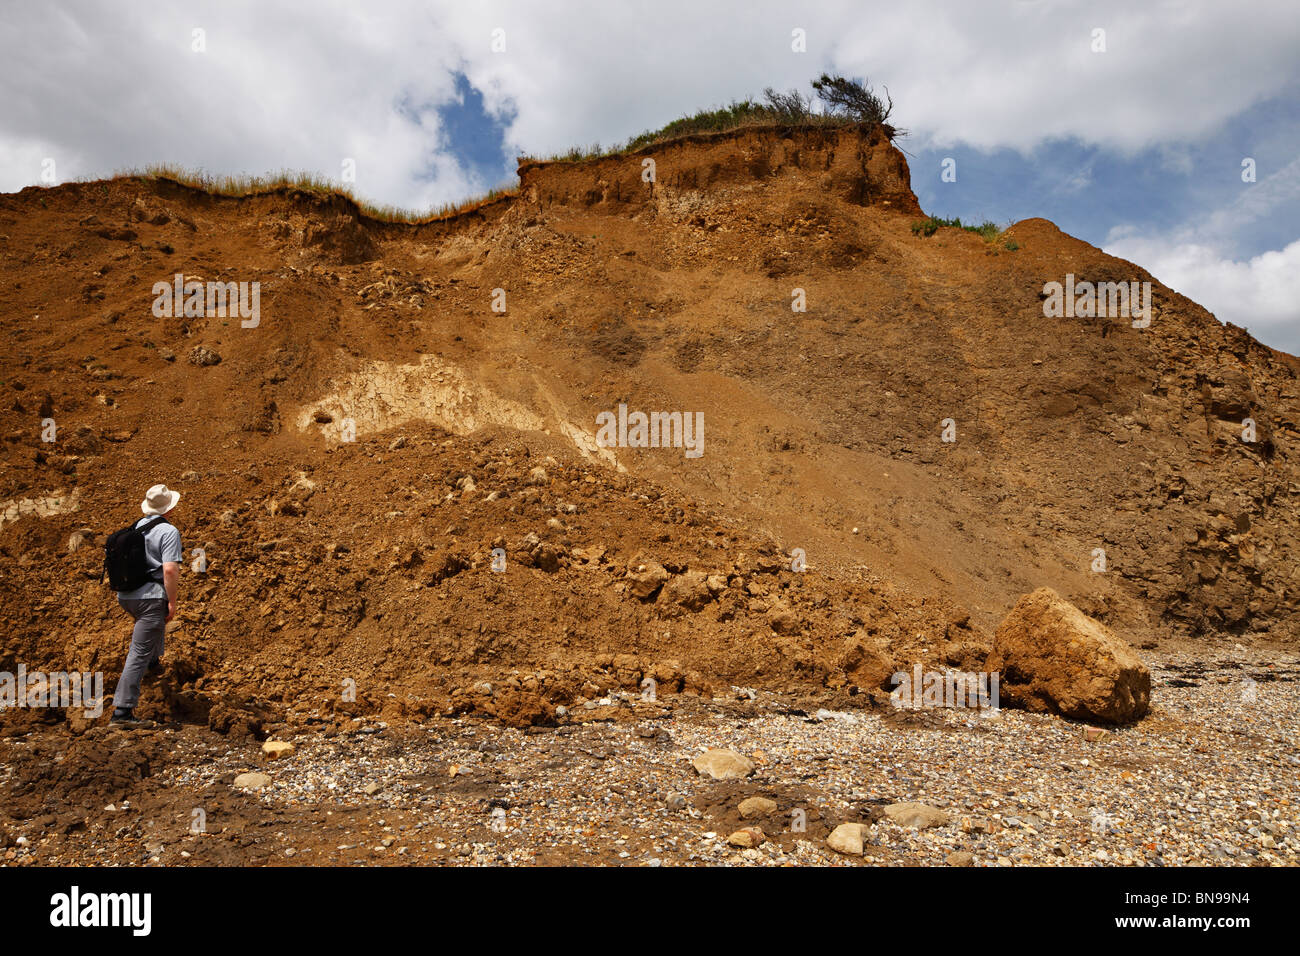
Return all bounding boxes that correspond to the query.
[103,516,169,591]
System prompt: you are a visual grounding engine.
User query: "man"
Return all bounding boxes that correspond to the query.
[110,483,182,725]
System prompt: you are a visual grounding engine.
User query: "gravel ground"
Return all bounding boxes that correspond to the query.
[6,648,1297,867]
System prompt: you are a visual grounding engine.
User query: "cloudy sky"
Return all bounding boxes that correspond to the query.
[3,0,1298,352]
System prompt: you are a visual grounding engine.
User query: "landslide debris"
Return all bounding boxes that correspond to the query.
[1,122,1297,737]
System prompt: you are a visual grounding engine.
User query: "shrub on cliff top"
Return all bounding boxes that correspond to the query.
[811,73,899,138]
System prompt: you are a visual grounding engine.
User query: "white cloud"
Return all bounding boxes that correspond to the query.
[1,0,1298,211]
[1200,154,1300,239]
[0,0,479,208]
[1105,154,1300,353]
[1105,234,1300,352]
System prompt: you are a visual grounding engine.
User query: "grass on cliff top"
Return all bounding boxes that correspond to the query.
[125,164,518,224]
[97,78,891,220]
[527,100,873,164]
[528,75,901,163]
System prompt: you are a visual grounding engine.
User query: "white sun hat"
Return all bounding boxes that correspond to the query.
[141,483,181,516]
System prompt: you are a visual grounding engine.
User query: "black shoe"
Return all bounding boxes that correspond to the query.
[146,658,162,674]
[110,707,139,725]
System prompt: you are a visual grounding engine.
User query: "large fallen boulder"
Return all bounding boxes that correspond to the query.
[985,587,1150,724]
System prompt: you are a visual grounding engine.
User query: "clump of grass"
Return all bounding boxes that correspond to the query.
[911,217,940,237]
[1003,238,1020,251]
[126,164,518,224]
[429,184,517,220]
[911,215,1001,240]
[623,97,854,152]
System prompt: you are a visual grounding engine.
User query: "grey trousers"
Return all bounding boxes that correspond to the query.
[112,596,167,709]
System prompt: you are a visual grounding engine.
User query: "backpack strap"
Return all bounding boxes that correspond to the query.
[137,515,171,582]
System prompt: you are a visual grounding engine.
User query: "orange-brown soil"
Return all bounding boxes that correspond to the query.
[1,124,1297,741]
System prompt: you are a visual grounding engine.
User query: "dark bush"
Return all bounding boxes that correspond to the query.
[812,73,901,139]
[762,86,812,123]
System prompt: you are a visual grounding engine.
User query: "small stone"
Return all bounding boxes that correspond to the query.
[827,823,868,855]
[884,802,949,829]
[946,851,975,867]
[262,740,295,759]
[727,827,765,848]
[665,793,688,810]
[626,560,670,600]
[189,345,222,366]
[233,772,272,790]
[766,602,800,635]
[363,782,383,795]
[692,749,755,780]
[1083,726,1107,742]
[738,796,778,819]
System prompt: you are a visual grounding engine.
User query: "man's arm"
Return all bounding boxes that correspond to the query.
[162,562,179,620]
[158,525,183,622]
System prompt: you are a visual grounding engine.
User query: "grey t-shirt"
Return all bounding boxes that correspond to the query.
[116,516,183,600]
